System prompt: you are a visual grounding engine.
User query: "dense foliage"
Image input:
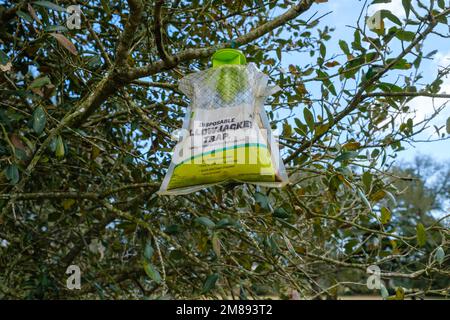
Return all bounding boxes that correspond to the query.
[0,0,449,299]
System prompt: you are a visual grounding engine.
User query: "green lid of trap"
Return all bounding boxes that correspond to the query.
[212,49,247,67]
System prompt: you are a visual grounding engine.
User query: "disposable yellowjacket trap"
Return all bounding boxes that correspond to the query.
[158,49,288,195]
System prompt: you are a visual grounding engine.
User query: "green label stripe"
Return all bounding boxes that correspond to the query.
[175,143,268,168]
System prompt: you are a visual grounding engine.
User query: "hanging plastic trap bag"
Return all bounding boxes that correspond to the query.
[158,49,288,195]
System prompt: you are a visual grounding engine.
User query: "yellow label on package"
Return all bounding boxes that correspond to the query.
[158,64,288,195]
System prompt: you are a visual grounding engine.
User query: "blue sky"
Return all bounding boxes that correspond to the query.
[276,0,450,164]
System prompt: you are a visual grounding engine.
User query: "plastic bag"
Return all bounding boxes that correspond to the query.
[158,59,288,195]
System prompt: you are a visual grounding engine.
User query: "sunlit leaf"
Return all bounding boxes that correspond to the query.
[416,223,427,247]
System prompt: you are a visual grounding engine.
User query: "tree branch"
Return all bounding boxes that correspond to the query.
[284,12,447,164]
[153,0,173,64]
[115,0,144,66]
[127,0,316,80]
[361,92,450,99]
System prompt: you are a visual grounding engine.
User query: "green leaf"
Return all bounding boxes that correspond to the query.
[303,107,315,131]
[416,223,427,247]
[378,82,403,92]
[0,50,8,65]
[352,29,363,51]
[254,192,270,211]
[395,287,405,300]
[202,273,219,294]
[5,164,19,185]
[324,104,334,126]
[215,217,236,229]
[294,118,308,136]
[434,246,445,265]
[380,207,391,224]
[29,76,51,89]
[319,42,326,58]
[55,135,65,158]
[273,208,290,219]
[32,106,46,134]
[317,69,337,95]
[339,40,350,55]
[335,151,358,162]
[143,261,162,284]
[33,1,66,12]
[17,11,34,24]
[387,58,411,70]
[195,216,216,229]
[425,50,438,59]
[395,30,415,42]
[402,0,411,18]
[362,171,373,191]
[380,10,402,26]
[314,124,329,137]
[144,242,154,261]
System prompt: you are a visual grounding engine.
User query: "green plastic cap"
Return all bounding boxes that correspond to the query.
[212,49,247,67]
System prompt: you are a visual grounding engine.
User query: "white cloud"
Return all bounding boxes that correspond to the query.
[376,52,450,138]
[408,52,450,136]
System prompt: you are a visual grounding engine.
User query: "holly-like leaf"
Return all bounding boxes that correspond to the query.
[143,261,162,284]
[254,192,270,211]
[29,76,51,89]
[273,208,290,219]
[395,287,405,300]
[32,106,46,135]
[434,246,445,265]
[395,30,415,42]
[362,171,373,191]
[402,0,411,18]
[0,50,9,65]
[144,242,154,261]
[303,107,315,131]
[380,207,391,224]
[342,141,361,151]
[195,216,215,229]
[16,11,34,24]
[5,164,19,185]
[416,223,427,247]
[339,40,350,56]
[55,135,65,158]
[50,33,78,55]
[380,10,402,26]
[33,1,66,12]
[335,151,358,162]
[202,274,219,294]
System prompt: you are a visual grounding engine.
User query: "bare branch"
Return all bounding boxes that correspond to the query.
[127,0,316,79]
[115,0,144,66]
[153,0,173,64]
